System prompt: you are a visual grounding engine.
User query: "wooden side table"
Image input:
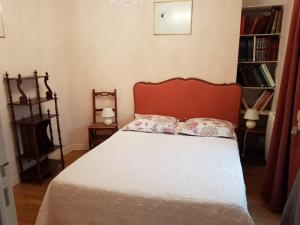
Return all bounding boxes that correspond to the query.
[88,122,118,150]
[238,126,266,165]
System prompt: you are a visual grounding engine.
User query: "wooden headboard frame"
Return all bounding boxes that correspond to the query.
[133,78,242,125]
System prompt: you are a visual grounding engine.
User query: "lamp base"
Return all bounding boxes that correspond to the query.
[103,118,113,125]
[246,120,256,129]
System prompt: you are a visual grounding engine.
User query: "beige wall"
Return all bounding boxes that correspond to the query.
[66,0,243,145]
[1,0,244,182]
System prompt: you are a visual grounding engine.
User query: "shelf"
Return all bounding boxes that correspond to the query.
[22,159,62,181]
[5,75,46,81]
[240,33,280,37]
[242,86,275,90]
[15,114,56,125]
[20,144,61,160]
[238,61,277,64]
[11,97,53,106]
[242,5,283,11]
[241,110,271,116]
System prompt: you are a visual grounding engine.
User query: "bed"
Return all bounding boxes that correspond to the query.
[36,78,254,225]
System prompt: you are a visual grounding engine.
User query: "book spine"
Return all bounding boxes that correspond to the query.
[249,17,260,34]
[258,65,271,87]
[266,8,276,33]
[253,90,268,108]
[261,64,276,86]
[239,66,251,86]
[250,65,264,87]
[245,66,257,86]
[259,92,274,111]
[276,10,283,33]
[271,10,280,33]
[255,91,270,110]
[240,16,246,35]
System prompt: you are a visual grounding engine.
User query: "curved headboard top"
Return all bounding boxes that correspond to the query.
[134,78,242,125]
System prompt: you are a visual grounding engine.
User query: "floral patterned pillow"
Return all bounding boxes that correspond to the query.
[179,118,236,138]
[124,114,179,134]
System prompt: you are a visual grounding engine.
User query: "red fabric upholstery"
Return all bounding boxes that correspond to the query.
[134,78,242,125]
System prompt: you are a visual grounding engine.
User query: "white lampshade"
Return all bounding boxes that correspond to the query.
[244,108,259,121]
[101,107,114,118]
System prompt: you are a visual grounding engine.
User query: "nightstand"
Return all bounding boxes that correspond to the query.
[238,126,266,165]
[88,122,118,150]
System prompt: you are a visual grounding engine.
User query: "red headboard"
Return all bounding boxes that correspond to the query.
[134,78,242,125]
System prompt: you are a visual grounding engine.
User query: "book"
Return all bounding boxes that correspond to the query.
[238,66,251,86]
[265,8,276,33]
[256,92,271,110]
[250,65,264,87]
[255,37,269,61]
[249,16,260,34]
[240,16,246,35]
[253,90,268,108]
[253,91,270,109]
[247,39,253,61]
[271,9,280,33]
[238,38,254,62]
[258,65,271,87]
[276,10,283,33]
[259,92,274,111]
[244,66,258,86]
[261,64,276,86]
[255,15,269,34]
[255,65,269,86]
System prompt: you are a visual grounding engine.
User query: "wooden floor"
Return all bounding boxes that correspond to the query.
[13,150,281,225]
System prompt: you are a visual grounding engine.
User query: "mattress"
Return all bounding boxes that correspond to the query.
[36,130,254,225]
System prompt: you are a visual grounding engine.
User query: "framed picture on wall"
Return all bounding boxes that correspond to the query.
[154,0,193,35]
[0,2,5,38]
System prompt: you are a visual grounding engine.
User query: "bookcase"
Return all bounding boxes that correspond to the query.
[4,71,64,182]
[237,5,283,163]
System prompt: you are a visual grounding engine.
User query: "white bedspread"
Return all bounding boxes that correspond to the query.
[36,130,254,225]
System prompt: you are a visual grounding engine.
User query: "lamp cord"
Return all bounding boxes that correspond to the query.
[242,129,248,159]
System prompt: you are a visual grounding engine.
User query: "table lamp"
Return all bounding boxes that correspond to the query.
[244,108,259,129]
[101,107,114,125]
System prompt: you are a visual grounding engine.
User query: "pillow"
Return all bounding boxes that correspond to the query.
[179,118,236,138]
[124,114,179,134]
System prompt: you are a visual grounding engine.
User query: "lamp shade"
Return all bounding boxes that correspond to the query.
[244,108,259,120]
[101,107,114,118]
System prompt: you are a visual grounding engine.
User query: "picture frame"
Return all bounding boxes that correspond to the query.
[0,2,5,38]
[154,0,193,35]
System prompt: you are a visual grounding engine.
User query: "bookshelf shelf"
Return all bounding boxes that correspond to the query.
[240,33,280,37]
[242,5,283,11]
[238,61,278,64]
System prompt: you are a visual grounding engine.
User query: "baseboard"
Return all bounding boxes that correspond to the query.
[11,143,88,186]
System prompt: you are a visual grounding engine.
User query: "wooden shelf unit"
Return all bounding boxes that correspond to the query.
[4,71,64,182]
[237,5,283,163]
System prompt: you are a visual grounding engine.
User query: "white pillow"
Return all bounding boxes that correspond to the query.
[179,118,236,138]
[124,114,179,134]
